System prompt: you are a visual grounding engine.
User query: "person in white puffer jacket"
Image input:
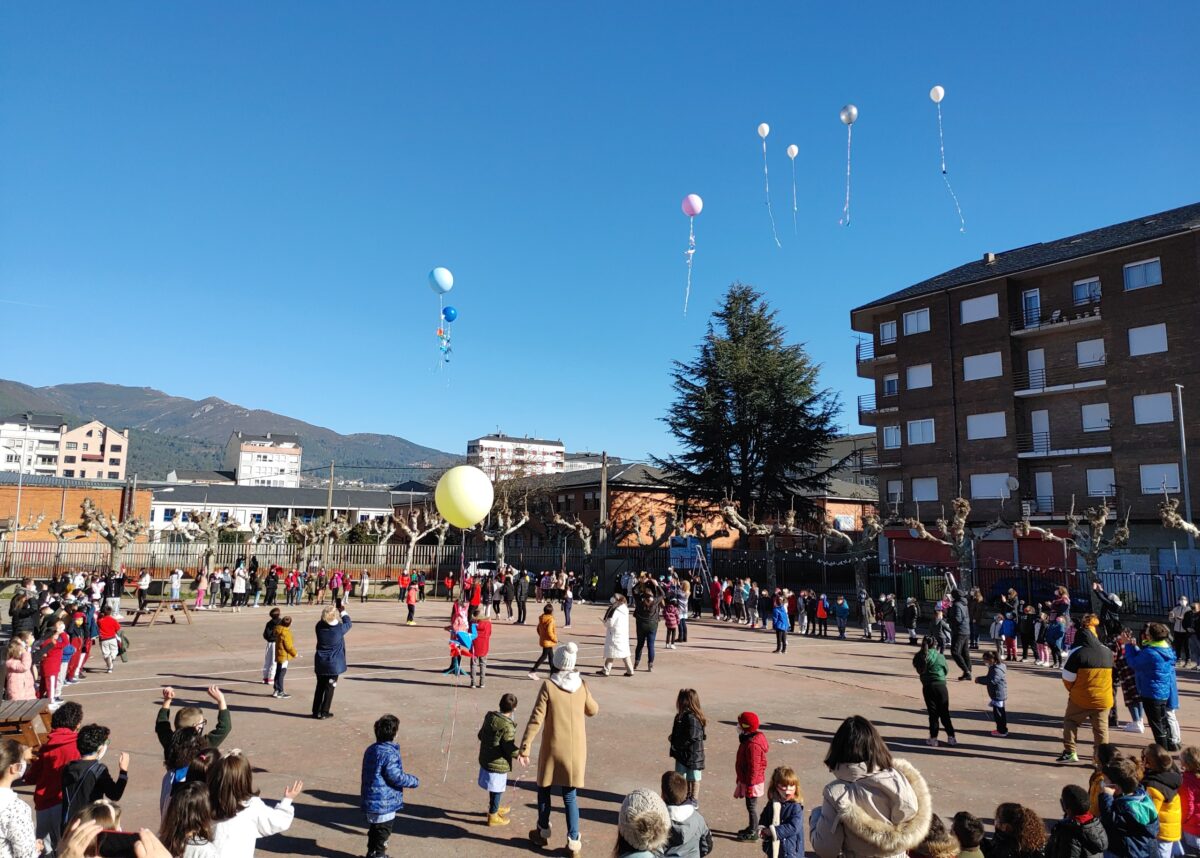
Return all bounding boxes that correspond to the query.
[209,750,303,858]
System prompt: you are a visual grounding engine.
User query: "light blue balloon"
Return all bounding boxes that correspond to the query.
[429,267,454,295]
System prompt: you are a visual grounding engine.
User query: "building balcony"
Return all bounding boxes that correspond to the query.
[857,392,899,423]
[1013,358,1107,397]
[1020,493,1119,519]
[855,339,897,377]
[1016,429,1112,459]
[1010,297,1102,336]
[860,450,901,471]
[81,454,103,463]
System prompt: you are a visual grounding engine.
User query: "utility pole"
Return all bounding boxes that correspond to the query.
[596,451,609,590]
[325,461,335,564]
[1176,385,1195,551]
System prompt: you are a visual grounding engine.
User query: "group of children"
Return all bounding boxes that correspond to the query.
[986,606,1069,668]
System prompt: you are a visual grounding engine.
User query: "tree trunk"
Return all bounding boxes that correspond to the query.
[853,557,869,596]
[403,539,416,574]
[495,537,506,569]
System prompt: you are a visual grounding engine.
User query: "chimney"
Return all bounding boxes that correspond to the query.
[983,252,996,264]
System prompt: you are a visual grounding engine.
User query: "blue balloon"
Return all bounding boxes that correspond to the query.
[429,267,454,295]
[442,305,458,322]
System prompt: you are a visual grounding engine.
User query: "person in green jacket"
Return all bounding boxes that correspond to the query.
[155,685,232,754]
[477,693,519,827]
[912,636,957,748]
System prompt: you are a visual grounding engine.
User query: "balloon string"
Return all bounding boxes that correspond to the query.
[683,216,696,315]
[790,159,798,235]
[936,103,966,232]
[762,139,781,248]
[840,126,853,226]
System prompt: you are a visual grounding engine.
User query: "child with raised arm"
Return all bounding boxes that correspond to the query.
[155,685,231,752]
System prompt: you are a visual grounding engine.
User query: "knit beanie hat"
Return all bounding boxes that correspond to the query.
[738,711,760,732]
[618,788,670,852]
[552,641,578,672]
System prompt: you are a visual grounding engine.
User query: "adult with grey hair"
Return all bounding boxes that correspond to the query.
[312,603,352,720]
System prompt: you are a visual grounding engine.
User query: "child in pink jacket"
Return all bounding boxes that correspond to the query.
[5,634,36,700]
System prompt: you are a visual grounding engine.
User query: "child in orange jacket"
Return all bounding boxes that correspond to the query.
[527,604,557,679]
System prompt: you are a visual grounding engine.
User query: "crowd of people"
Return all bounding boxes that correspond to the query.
[1,564,1196,858]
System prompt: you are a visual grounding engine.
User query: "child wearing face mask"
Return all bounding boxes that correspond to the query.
[0,737,37,858]
[59,724,129,827]
[757,765,804,858]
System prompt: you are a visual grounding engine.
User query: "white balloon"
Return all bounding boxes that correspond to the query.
[786,144,799,160]
[757,122,770,139]
[930,85,945,104]
[839,104,858,126]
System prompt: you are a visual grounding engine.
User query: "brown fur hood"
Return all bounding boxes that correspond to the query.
[830,758,932,857]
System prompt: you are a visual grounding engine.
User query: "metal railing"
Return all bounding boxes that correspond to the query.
[1011,297,1102,333]
[856,340,896,364]
[1016,428,1111,455]
[857,392,898,418]
[1012,357,1107,392]
[859,451,901,470]
[1022,495,1055,514]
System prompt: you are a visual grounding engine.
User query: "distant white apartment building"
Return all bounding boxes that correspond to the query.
[223,431,303,487]
[466,434,565,477]
[563,452,622,473]
[0,413,130,481]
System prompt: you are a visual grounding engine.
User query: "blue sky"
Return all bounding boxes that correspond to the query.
[2,3,1197,461]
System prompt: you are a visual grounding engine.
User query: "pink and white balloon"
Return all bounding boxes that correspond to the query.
[929,84,965,232]
[839,104,858,226]
[681,194,704,314]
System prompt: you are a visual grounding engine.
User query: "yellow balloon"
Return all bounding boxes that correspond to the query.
[435,466,495,529]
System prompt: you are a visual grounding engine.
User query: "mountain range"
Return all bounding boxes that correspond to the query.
[0,380,458,484]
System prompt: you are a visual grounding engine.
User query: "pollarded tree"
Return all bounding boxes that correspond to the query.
[286,515,352,567]
[396,507,447,574]
[173,511,243,575]
[653,283,842,525]
[1015,496,1129,583]
[79,498,146,572]
[822,511,886,595]
[904,497,1010,589]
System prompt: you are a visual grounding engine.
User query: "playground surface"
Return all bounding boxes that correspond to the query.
[50,599,1198,856]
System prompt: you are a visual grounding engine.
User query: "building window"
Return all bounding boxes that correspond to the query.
[65,442,77,450]
[64,455,76,463]
[219,512,229,523]
[110,444,122,452]
[960,294,998,324]
[907,419,935,445]
[85,430,93,437]
[1140,462,1180,494]
[970,473,1012,499]
[1073,277,1102,305]
[108,458,120,466]
[1133,392,1174,425]
[886,480,903,504]
[82,443,89,451]
[1129,323,1168,356]
[906,363,932,389]
[1081,403,1111,432]
[1076,339,1105,366]
[903,309,930,335]
[62,469,74,477]
[882,373,899,397]
[162,508,176,522]
[1123,258,1162,291]
[966,412,1006,440]
[882,426,901,449]
[963,351,1003,381]
[911,477,938,502]
[251,513,263,524]
[107,471,118,479]
[879,320,897,344]
[1086,468,1116,497]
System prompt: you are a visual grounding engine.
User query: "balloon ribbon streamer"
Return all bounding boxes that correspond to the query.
[683,216,696,315]
[762,139,782,247]
[936,102,966,232]
[840,126,853,226]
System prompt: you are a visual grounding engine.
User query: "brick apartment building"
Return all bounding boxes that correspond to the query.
[851,202,1200,570]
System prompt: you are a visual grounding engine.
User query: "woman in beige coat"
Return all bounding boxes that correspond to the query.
[518,641,598,855]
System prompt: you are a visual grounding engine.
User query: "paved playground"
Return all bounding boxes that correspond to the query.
[50,599,1198,856]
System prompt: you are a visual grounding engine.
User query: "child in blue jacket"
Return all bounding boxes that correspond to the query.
[771,595,791,654]
[1099,757,1160,858]
[758,766,803,858]
[361,713,420,858]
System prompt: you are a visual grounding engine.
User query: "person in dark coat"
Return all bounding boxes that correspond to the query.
[1047,784,1109,858]
[669,689,707,804]
[515,572,529,625]
[360,713,419,858]
[312,604,352,719]
[948,590,973,680]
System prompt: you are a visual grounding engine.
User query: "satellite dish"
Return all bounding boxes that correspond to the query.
[1006,477,1020,492]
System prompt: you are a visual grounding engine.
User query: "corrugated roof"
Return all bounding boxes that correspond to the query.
[0,471,127,490]
[471,434,564,447]
[229,431,301,445]
[151,483,403,509]
[853,202,1200,314]
[168,470,236,483]
[0,412,66,427]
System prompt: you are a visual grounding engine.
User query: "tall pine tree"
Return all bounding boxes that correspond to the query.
[654,283,841,523]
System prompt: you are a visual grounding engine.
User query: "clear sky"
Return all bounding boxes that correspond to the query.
[2,3,1197,461]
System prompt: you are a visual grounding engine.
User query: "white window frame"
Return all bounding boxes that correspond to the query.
[1129,323,1168,356]
[886,480,903,504]
[1086,468,1116,498]
[906,363,932,390]
[960,294,999,324]
[911,477,938,502]
[1123,258,1162,292]
[1133,392,1174,425]
[882,425,901,449]
[970,473,1012,500]
[963,351,1003,381]
[879,320,897,345]
[1140,463,1180,495]
[966,411,1007,440]
[1076,339,1105,367]
[882,373,899,397]
[1081,402,1111,432]
[902,308,930,335]
[907,418,935,445]
[1073,277,1102,305]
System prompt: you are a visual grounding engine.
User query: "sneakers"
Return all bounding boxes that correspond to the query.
[528,672,540,681]
[487,812,510,827]
[273,692,291,700]
[946,735,958,746]
[1056,750,1079,763]
[1123,722,1146,733]
[926,738,939,747]
[736,828,760,842]
[990,730,1009,737]
[567,838,581,853]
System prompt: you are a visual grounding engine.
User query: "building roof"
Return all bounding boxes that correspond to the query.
[471,434,564,448]
[167,470,236,484]
[797,477,878,502]
[229,431,301,445]
[0,412,66,428]
[565,452,622,464]
[389,480,433,493]
[549,463,669,490]
[0,471,129,490]
[151,483,401,510]
[853,201,1200,314]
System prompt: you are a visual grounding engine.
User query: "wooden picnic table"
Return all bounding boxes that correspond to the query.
[0,699,49,747]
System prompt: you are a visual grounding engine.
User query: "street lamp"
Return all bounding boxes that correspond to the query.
[1175,384,1195,552]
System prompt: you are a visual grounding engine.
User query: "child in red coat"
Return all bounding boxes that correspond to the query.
[470,608,492,689]
[66,612,87,684]
[735,711,769,842]
[37,620,69,703]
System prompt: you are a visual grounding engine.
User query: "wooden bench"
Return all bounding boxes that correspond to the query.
[0,699,49,748]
